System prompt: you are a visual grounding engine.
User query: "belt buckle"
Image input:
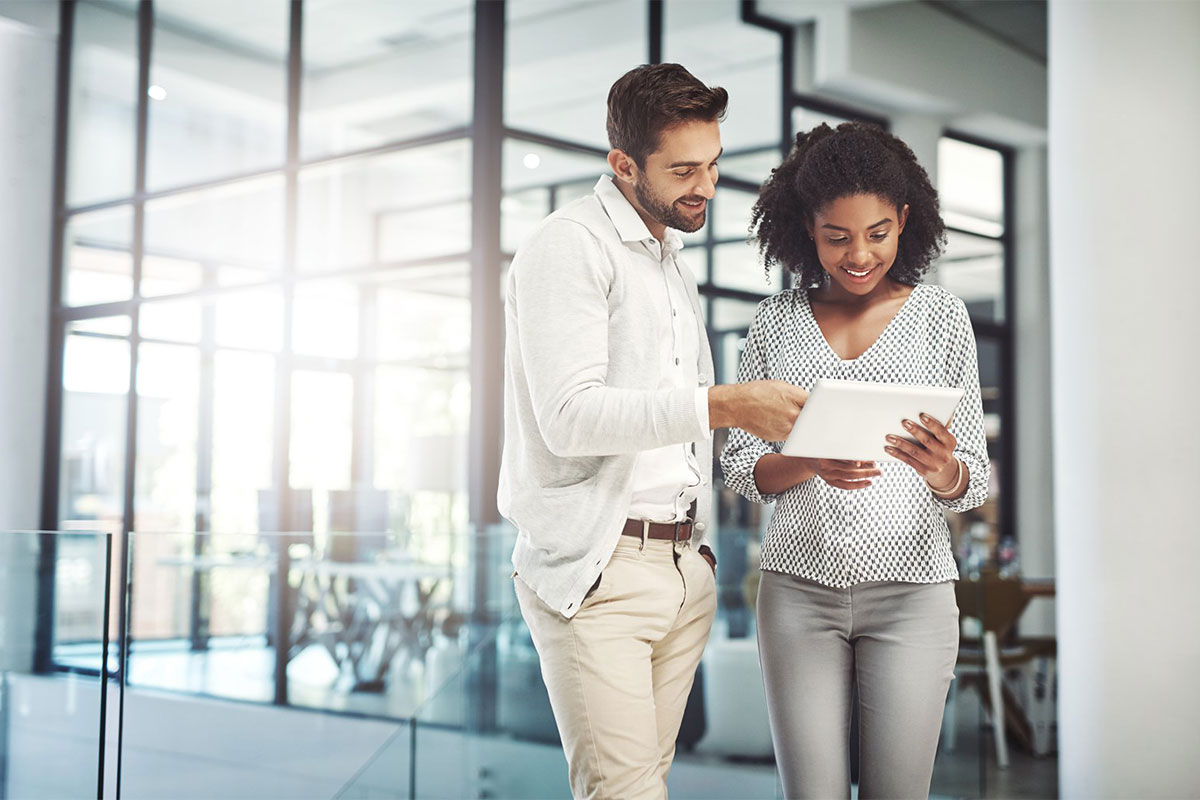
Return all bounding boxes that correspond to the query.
[673,518,692,542]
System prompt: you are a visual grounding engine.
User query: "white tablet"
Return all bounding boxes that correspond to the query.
[780,379,964,462]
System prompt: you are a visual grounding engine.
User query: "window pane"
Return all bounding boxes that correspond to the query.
[374,366,469,544]
[297,142,471,272]
[502,139,606,252]
[712,241,773,294]
[64,206,133,307]
[68,0,138,206]
[140,296,204,344]
[710,298,760,386]
[665,0,780,152]
[945,336,1003,570]
[708,295,771,645]
[373,266,469,543]
[134,342,199,534]
[681,245,708,284]
[144,176,286,292]
[505,0,645,149]
[214,287,285,352]
[550,178,601,212]
[501,188,549,254]
[141,253,205,298]
[293,278,360,360]
[60,326,129,536]
[937,230,1005,323]
[938,137,1005,236]
[289,370,353,492]
[376,266,470,365]
[710,296,759,334]
[211,350,275,533]
[147,0,288,191]
[719,147,781,187]
[713,187,756,241]
[301,0,473,159]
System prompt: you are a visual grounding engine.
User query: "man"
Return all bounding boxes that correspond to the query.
[498,63,806,800]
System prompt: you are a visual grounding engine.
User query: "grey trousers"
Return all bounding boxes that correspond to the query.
[756,571,959,800]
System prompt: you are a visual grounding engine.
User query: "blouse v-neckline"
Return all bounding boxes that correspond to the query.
[801,284,923,364]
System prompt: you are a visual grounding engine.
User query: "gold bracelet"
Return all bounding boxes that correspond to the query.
[928,459,964,498]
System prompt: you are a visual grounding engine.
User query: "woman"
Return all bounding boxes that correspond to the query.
[720,121,990,799]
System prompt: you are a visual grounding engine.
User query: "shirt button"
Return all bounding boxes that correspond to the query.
[675,358,680,365]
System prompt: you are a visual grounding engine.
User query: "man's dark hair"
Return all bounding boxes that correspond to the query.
[606,63,728,167]
[751,121,946,288]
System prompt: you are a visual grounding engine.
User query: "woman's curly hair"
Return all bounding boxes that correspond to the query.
[750,121,946,288]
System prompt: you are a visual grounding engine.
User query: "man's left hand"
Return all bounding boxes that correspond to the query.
[699,547,716,574]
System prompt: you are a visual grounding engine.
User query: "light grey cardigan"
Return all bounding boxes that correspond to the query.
[498,177,715,619]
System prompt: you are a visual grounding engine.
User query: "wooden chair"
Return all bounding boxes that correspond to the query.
[943,573,1056,768]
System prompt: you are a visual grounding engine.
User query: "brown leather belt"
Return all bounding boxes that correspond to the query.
[621,518,693,542]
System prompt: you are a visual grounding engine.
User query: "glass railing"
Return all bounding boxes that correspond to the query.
[2,526,1052,799]
[1,529,114,800]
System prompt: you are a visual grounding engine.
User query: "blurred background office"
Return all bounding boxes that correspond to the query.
[0,0,1195,798]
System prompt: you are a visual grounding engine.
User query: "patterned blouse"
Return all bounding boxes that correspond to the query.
[720,283,990,588]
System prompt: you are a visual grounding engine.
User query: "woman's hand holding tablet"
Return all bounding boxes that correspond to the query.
[884,413,961,494]
[780,379,964,463]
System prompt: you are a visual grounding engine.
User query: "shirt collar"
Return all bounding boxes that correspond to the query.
[594,175,684,255]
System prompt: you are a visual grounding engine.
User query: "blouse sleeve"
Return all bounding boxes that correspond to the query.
[719,300,783,505]
[935,297,991,512]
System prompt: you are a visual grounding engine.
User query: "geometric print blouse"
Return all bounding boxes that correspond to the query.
[720,283,990,588]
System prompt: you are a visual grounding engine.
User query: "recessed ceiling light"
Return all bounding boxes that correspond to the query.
[148,85,167,101]
[523,153,541,169]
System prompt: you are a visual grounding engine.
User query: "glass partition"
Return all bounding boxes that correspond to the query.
[1,531,112,800]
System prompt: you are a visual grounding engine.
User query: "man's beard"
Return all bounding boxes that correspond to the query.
[633,179,707,233]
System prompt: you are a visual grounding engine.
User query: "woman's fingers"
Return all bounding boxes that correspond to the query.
[816,460,879,490]
[818,460,881,481]
[900,419,951,457]
[916,413,958,451]
[884,435,939,473]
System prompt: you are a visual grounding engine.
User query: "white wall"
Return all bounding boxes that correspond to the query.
[1049,1,1200,796]
[0,10,57,674]
[0,13,55,532]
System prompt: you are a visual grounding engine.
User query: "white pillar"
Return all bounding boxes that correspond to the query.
[0,15,56,672]
[1049,2,1200,797]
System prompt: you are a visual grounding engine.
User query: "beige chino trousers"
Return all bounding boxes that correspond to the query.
[515,535,717,800]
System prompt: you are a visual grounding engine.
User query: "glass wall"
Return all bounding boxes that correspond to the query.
[49,0,474,716]
[936,133,1013,557]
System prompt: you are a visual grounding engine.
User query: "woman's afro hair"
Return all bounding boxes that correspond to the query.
[750,121,946,288]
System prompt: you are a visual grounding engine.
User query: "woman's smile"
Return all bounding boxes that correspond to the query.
[841,264,876,280]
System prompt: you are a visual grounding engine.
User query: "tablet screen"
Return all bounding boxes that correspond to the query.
[779,379,964,462]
